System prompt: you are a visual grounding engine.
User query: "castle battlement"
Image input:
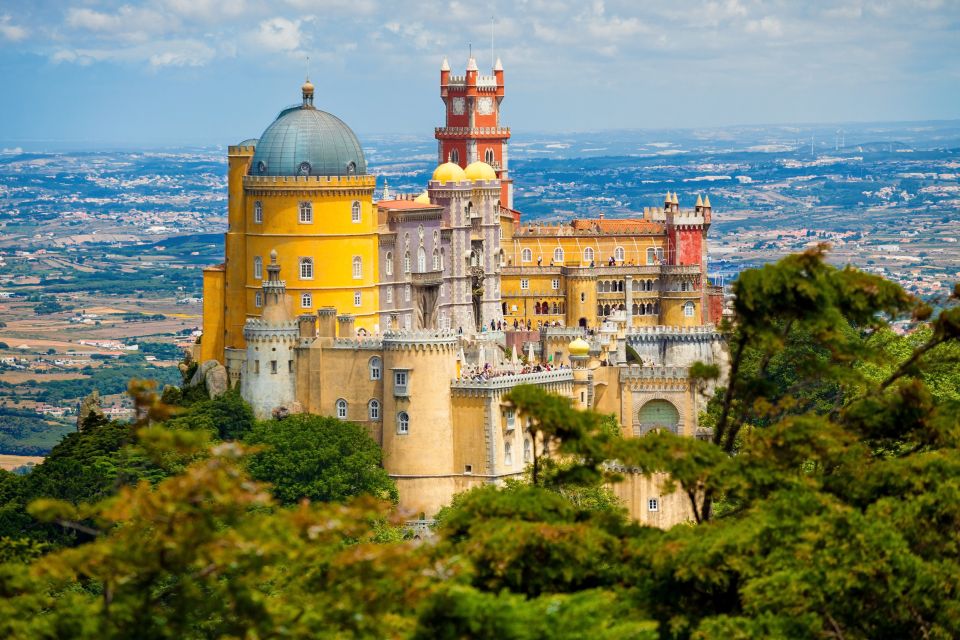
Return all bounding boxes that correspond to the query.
[383,330,458,351]
[242,174,376,189]
[619,365,691,381]
[626,326,723,342]
[451,368,574,393]
[331,337,384,350]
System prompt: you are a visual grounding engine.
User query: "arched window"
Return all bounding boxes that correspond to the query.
[253,256,262,280]
[352,256,362,279]
[440,248,445,270]
[255,291,263,308]
[351,200,361,223]
[485,148,495,164]
[397,411,409,434]
[583,247,594,263]
[299,201,313,224]
[603,304,611,316]
[684,301,695,317]
[354,290,362,307]
[433,229,440,245]
[504,441,513,466]
[646,247,656,265]
[345,161,357,175]
[386,288,393,303]
[614,246,625,262]
[433,248,440,271]
[417,246,427,272]
[253,200,263,224]
[521,248,532,263]
[368,399,380,420]
[335,399,347,420]
[654,301,660,315]
[404,251,411,273]
[647,303,654,315]
[523,439,532,463]
[632,303,640,315]
[301,292,312,308]
[534,302,541,314]
[299,257,313,280]
[450,149,459,164]
[541,300,549,315]
[680,281,689,292]
[385,252,393,276]
[553,247,564,264]
[369,356,382,380]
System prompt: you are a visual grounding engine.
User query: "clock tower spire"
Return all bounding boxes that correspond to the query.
[436,55,513,210]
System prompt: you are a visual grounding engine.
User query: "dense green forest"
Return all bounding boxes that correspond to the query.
[0,249,958,639]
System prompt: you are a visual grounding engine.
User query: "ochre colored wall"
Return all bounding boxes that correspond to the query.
[200,267,225,363]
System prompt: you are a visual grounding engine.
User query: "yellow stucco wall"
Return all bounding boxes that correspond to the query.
[200,267,225,363]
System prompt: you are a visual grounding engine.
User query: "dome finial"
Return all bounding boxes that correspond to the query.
[301,56,315,108]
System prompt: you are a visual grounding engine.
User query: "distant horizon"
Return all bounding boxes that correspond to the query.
[3,117,959,154]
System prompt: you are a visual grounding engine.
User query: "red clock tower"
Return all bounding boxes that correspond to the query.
[436,55,513,210]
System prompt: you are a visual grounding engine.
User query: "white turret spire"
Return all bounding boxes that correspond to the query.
[467,55,478,71]
[494,57,503,71]
[441,57,450,71]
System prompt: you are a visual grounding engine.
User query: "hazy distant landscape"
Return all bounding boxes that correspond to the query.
[0,119,958,451]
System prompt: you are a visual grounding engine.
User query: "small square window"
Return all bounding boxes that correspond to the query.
[648,498,659,512]
[551,278,560,290]
[520,279,529,290]
[464,464,473,475]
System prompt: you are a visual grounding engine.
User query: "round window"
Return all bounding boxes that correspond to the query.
[298,161,312,176]
[257,160,267,174]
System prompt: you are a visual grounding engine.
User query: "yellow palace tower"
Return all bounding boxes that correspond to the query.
[201,79,379,363]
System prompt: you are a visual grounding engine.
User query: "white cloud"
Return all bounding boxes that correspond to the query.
[0,14,28,42]
[745,16,783,38]
[163,0,249,21]
[65,6,177,43]
[254,17,303,52]
[149,41,217,67]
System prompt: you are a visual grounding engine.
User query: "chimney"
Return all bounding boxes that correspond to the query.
[337,314,355,338]
[316,307,337,338]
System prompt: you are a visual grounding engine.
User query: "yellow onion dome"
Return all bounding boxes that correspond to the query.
[414,190,431,204]
[431,162,467,183]
[464,160,497,181]
[568,337,590,357]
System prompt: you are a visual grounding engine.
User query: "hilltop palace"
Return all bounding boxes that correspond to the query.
[199,57,728,526]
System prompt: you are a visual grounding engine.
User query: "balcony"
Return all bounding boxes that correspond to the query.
[411,270,443,287]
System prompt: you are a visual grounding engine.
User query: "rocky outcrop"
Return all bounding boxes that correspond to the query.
[185,359,230,399]
[76,389,106,431]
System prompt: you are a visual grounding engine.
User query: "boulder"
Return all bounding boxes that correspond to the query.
[189,359,219,388]
[205,363,229,399]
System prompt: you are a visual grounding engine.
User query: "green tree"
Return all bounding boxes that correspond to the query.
[244,414,398,505]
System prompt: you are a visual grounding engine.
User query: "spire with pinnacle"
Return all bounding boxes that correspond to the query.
[703,195,711,208]
[695,194,703,208]
[441,56,450,71]
[301,57,314,108]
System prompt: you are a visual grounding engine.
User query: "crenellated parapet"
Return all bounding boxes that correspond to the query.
[331,337,385,350]
[383,329,458,352]
[626,325,724,343]
[451,368,574,395]
[243,318,299,343]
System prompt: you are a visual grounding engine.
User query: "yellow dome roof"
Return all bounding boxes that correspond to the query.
[414,190,430,204]
[432,162,467,183]
[464,160,497,181]
[568,337,590,357]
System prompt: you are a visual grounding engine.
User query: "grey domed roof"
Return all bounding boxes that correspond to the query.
[250,106,367,177]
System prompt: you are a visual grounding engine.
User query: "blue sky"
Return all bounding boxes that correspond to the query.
[0,0,958,148]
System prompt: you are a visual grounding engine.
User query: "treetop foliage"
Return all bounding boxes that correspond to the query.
[0,248,958,638]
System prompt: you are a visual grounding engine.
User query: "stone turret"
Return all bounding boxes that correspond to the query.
[241,250,299,419]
